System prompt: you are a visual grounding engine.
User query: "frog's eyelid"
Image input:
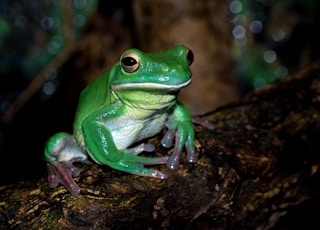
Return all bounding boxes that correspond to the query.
[121,52,140,73]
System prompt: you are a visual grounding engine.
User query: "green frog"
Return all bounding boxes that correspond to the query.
[44,45,213,196]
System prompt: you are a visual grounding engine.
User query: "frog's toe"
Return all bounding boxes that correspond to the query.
[127,143,155,155]
[122,152,168,165]
[112,160,168,179]
[167,155,180,170]
[161,128,175,148]
[186,147,198,163]
[47,164,60,188]
[47,161,81,196]
[111,154,169,179]
[167,148,197,170]
[192,116,215,129]
[134,166,168,179]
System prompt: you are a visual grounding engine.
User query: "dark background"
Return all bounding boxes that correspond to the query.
[0,1,320,228]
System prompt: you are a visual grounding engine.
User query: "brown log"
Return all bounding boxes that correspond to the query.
[1,61,320,229]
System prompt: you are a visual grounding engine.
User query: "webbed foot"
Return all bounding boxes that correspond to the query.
[164,130,197,170]
[105,153,169,179]
[105,143,167,179]
[44,132,87,196]
[47,161,81,196]
[161,115,214,170]
[161,122,196,170]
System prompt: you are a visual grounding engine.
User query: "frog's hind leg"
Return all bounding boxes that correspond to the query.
[44,132,87,196]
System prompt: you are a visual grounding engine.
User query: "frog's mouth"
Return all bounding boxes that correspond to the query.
[112,78,191,92]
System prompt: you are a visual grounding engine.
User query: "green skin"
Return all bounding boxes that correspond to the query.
[44,45,211,196]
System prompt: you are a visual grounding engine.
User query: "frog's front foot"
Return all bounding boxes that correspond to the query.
[44,132,88,196]
[107,151,169,179]
[161,115,214,170]
[161,125,197,170]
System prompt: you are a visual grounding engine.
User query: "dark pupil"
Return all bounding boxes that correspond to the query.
[122,57,137,66]
[187,50,194,64]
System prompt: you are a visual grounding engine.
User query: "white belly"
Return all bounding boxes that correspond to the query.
[109,113,168,150]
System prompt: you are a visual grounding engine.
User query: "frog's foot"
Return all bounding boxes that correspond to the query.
[192,116,215,129]
[44,132,87,196]
[47,161,81,196]
[161,128,184,170]
[127,143,155,155]
[110,153,169,179]
[161,120,198,170]
[166,139,197,170]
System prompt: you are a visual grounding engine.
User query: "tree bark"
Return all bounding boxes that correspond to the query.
[1,61,320,229]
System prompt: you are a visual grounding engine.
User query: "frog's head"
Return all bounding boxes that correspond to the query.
[110,45,193,111]
[112,45,193,90]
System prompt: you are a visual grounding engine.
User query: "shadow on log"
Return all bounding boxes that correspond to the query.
[1,61,320,229]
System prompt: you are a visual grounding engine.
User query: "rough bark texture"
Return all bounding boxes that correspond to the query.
[1,61,320,229]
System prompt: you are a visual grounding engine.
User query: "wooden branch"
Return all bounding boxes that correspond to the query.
[1,61,320,229]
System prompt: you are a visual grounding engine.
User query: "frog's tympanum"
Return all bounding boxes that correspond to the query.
[44,45,208,196]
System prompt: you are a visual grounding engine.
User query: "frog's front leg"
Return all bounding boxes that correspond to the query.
[44,132,88,196]
[82,105,169,181]
[162,102,198,170]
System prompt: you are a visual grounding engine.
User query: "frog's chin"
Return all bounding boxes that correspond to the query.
[112,78,191,91]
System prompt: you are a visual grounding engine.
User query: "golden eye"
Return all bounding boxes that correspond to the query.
[186,48,194,66]
[120,52,140,73]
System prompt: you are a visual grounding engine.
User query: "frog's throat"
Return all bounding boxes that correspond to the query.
[112,78,191,91]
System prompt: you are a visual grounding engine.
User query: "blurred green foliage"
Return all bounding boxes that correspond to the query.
[0,0,97,79]
[230,0,320,89]
[0,16,10,36]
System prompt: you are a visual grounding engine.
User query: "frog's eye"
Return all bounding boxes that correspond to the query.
[121,52,140,73]
[186,48,194,66]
